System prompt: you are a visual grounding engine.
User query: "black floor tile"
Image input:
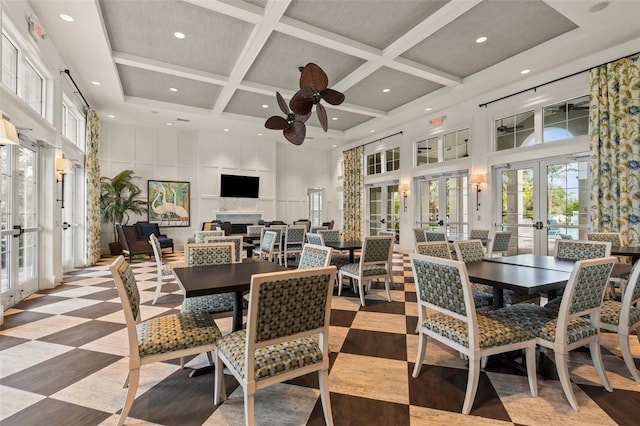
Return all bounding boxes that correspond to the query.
[1,398,111,426]
[341,329,407,361]
[38,320,124,347]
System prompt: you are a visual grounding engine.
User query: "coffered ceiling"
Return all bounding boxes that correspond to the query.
[27,0,640,147]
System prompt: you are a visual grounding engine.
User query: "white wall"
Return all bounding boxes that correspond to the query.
[99,122,332,251]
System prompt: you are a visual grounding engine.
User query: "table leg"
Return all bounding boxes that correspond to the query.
[232,291,244,332]
[493,288,504,309]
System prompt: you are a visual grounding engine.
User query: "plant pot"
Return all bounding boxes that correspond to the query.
[109,242,123,255]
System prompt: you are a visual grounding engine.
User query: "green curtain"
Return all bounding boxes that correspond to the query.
[85,110,101,265]
[589,54,640,246]
[343,146,364,241]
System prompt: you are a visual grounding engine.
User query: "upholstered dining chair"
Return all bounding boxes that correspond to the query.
[203,235,244,263]
[256,230,277,262]
[587,232,630,298]
[149,233,178,304]
[318,229,352,265]
[283,225,306,267]
[554,239,611,260]
[410,254,538,415]
[486,231,512,258]
[310,225,328,233]
[246,225,265,253]
[306,232,324,246]
[598,260,640,382]
[492,256,617,410]
[469,229,490,240]
[194,230,225,243]
[413,228,428,244]
[110,256,222,426]
[338,236,393,306]
[298,243,333,269]
[415,241,452,258]
[317,229,340,242]
[214,266,337,426]
[424,230,447,242]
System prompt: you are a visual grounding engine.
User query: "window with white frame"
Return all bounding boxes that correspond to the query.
[366,152,382,175]
[542,95,589,143]
[385,147,400,171]
[443,128,469,160]
[62,99,86,151]
[308,188,324,226]
[24,61,44,116]
[337,189,344,230]
[495,111,535,151]
[367,147,401,175]
[1,32,18,93]
[416,137,438,165]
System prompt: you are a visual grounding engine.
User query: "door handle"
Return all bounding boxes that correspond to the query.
[12,225,23,238]
[380,219,386,224]
[62,222,71,230]
[438,220,444,226]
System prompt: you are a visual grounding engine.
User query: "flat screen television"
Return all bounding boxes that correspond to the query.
[220,174,260,198]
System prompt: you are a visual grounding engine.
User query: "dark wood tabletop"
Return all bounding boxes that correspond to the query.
[484,254,575,272]
[173,260,286,331]
[324,240,362,263]
[611,246,640,262]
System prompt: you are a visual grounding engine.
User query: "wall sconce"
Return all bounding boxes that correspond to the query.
[0,117,19,145]
[56,158,73,208]
[398,182,410,212]
[469,173,486,211]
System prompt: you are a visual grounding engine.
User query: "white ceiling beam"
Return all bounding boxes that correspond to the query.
[183,0,264,24]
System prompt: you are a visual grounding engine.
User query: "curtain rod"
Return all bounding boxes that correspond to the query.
[362,131,403,147]
[479,51,639,108]
[61,69,91,109]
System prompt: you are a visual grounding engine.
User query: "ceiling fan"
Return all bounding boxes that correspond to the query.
[265,63,345,145]
[496,120,523,133]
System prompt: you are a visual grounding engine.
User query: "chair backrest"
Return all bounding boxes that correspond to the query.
[359,236,393,272]
[469,229,490,240]
[586,232,623,246]
[554,240,611,260]
[260,230,277,260]
[318,229,340,242]
[149,233,163,264]
[620,260,640,329]
[306,232,324,246]
[488,231,512,255]
[293,220,311,232]
[245,266,336,376]
[310,226,328,233]
[109,256,142,360]
[424,231,447,242]
[410,254,478,348]
[203,235,243,262]
[195,230,225,243]
[415,241,452,259]
[559,234,573,240]
[322,220,335,229]
[115,223,131,251]
[554,257,616,340]
[454,240,485,263]
[184,242,235,266]
[247,225,265,237]
[413,228,427,243]
[285,225,307,246]
[267,226,284,250]
[298,244,333,268]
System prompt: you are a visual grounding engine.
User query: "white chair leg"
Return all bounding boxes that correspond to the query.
[338,274,343,296]
[384,277,391,302]
[554,351,579,410]
[180,356,185,369]
[207,351,214,366]
[118,368,140,426]
[319,368,334,426]
[462,357,481,415]
[358,279,366,306]
[214,352,226,405]
[480,356,488,369]
[618,332,640,382]
[412,333,427,378]
[525,345,538,396]
[244,387,255,426]
[589,340,611,391]
[152,279,162,304]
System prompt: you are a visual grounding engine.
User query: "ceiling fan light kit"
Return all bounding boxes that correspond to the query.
[264,63,345,145]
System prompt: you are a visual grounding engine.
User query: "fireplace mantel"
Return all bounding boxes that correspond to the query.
[214,212,262,224]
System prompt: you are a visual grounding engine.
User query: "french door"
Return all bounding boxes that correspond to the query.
[495,156,589,255]
[417,173,469,237]
[366,183,400,243]
[1,140,40,308]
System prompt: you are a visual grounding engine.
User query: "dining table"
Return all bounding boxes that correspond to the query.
[465,256,572,308]
[611,245,640,263]
[324,240,362,263]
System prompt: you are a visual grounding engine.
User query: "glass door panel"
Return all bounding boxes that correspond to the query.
[418,178,440,229]
[368,187,382,236]
[446,176,468,238]
[418,174,469,235]
[385,184,400,243]
[500,166,537,255]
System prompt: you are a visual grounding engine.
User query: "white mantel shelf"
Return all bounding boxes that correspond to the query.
[215,212,262,223]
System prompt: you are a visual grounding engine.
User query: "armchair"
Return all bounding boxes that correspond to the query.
[115,224,154,262]
[135,222,174,253]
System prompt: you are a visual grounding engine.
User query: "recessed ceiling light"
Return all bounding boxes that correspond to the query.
[107,114,115,118]
[174,32,185,39]
[520,69,531,75]
[262,104,269,108]
[332,144,337,147]
[382,88,390,93]
[169,87,178,92]
[258,133,263,136]
[425,107,432,111]
[59,14,74,22]
[475,36,487,43]
[91,81,101,86]
[223,128,229,132]
[370,130,375,133]
[166,123,173,126]
[332,117,338,121]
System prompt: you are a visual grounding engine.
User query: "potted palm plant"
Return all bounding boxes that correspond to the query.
[100,170,148,255]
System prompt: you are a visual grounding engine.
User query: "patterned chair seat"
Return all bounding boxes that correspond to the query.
[160,264,173,277]
[136,312,222,357]
[470,285,494,308]
[423,312,534,349]
[492,304,598,345]
[599,300,640,327]
[182,293,246,315]
[503,290,538,305]
[340,263,387,276]
[216,330,323,381]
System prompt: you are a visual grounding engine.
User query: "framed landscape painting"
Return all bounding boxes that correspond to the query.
[148,180,190,227]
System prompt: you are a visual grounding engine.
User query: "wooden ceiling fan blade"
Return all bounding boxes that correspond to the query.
[290,87,314,115]
[297,110,312,124]
[276,92,289,115]
[284,121,306,145]
[265,116,289,130]
[316,103,328,132]
[299,63,328,92]
[321,88,345,105]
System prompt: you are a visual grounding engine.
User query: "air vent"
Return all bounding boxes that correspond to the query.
[176,118,190,122]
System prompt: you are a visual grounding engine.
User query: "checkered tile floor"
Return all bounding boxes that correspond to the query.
[2,253,639,425]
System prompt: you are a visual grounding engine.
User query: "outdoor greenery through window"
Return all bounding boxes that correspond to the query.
[542,95,589,143]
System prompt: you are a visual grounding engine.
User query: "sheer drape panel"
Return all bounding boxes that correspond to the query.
[343,146,364,241]
[86,109,101,265]
[589,55,640,246]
